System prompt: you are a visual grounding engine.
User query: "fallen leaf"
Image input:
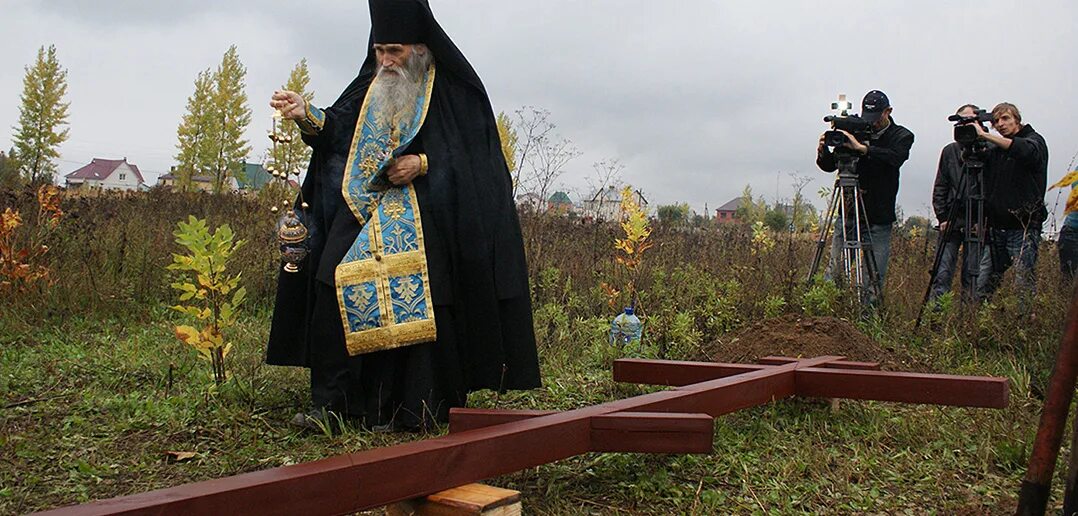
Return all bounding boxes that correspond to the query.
[165,451,198,463]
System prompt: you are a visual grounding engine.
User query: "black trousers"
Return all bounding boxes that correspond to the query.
[307,282,466,429]
[1060,225,1078,287]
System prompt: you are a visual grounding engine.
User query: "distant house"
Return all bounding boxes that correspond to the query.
[157,165,252,193]
[547,191,573,215]
[584,186,648,221]
[515,192,543,211]
[236,163,273,194]
[157,170,217,192]
[64,158,145,191]
[715,197,743,223]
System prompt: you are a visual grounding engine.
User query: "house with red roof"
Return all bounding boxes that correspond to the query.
[64,158,146,191]
[714,197,743,223]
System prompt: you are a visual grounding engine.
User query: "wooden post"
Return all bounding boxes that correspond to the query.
[1018,286,1078,515]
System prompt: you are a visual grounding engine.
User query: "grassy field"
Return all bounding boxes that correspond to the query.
[1,188,1074,513]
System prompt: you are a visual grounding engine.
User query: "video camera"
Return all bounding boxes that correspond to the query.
[823,114,873,148]
[948,109,993,145]
[822,95,873,151]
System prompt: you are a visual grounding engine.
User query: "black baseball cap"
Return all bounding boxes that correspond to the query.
[861,90,890,123]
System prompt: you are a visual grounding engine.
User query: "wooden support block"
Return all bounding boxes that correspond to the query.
[758,356,880,370]
[590,412,713,454]
[387,483,521,516]
[448,408,557,434]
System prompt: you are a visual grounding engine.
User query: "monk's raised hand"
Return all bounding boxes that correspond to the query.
[270,90,306,120]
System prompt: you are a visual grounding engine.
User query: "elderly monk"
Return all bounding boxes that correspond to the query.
[268,0,539,432]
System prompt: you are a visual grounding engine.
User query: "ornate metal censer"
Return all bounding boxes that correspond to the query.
[268,110,309,273]
[275,208,308,273]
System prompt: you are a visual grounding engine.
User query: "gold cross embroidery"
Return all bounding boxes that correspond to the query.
[359,155,380,178]
[382,189,407,220]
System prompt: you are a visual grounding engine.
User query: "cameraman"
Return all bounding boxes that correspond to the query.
[816,90,915,288]
[973,102,1049,302]
[929,104,987,302]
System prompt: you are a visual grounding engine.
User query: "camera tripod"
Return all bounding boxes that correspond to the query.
[915,145,990,325]
[808,154,882,302]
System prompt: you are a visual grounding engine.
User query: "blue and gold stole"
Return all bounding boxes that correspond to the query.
[335,64,437,356]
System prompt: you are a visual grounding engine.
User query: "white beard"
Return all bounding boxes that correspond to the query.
[370,50,432,124]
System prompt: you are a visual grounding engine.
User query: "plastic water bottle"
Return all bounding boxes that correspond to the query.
[610,307,642,347]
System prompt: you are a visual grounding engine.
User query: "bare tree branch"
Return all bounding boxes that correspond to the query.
[512,106,555,198]
[586,158,625,218]
[522,135,580,213]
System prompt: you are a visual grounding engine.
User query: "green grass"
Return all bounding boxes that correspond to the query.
[0,301,1067,515]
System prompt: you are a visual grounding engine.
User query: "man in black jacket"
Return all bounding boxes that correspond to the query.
[817,90,915,295]
[929,104,986,302]
[974,102,1049,301]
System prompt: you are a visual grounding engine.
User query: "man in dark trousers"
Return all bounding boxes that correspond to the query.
[974,102,1049,304]
[929,104,986,303]
[816,90,915,296]
[267,0,540,431]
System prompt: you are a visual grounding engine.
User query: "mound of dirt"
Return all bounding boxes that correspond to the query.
[704,314,916,369]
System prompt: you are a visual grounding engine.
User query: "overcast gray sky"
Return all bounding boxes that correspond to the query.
[2,0,1075,223]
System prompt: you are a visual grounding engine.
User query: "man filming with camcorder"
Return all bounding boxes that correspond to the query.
[971,102,1049,304]
[927,104,994,303]
[815,90,915,295]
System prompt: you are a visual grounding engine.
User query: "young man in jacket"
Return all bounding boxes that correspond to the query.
[973,102,1049,302]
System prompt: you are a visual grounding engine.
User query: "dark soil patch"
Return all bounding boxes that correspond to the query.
[703,314,920,370]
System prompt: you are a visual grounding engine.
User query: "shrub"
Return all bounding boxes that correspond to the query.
[168,216,247,385]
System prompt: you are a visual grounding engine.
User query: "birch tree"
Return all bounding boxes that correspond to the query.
[12,45,70,185]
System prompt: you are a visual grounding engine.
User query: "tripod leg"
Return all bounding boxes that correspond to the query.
[809,183,841,282]
[866,225,890,294]
[838,186,855,287]
[966,170,987,302]
[852,188,866,291]
[852,188,883,305]
[915,168,974,325]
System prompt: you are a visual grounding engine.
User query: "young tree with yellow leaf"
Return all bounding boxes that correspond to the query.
[0,185,63,294]
[271,59,315,178]
[496,111,517,177]
[13,45,70,185]
[601,186,653,310]
[168,216,246,385]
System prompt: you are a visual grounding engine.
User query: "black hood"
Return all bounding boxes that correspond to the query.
[331,0,486,113]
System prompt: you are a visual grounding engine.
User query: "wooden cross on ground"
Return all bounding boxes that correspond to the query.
[39,356,1008,515]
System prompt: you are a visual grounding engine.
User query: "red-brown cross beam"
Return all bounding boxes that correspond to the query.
[37,356,1008,516]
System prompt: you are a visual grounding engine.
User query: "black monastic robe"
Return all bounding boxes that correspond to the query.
[266,5,540,426]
